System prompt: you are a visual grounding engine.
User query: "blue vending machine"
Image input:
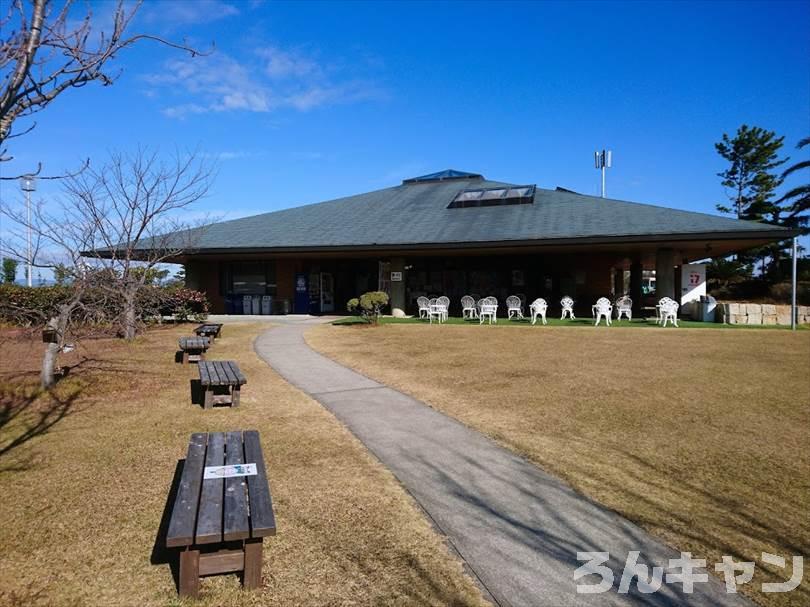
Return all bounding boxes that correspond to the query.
[294,273,309,314]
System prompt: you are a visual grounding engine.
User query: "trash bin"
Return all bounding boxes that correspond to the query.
[243,295,253,316]
[261,295,273,315]
[700,295,717,322]
[251,295,261,315]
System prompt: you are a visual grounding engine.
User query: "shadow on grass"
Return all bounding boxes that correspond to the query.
[189,379,203,406]
[150,459,183,591]
[0,384,84,470]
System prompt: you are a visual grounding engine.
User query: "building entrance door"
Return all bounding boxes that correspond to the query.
[320,273,335,313]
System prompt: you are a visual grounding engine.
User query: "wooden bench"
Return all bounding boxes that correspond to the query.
[166,431,276,598]
[179,337,210,364]
[198,361,246,409]
[194,323,223,341]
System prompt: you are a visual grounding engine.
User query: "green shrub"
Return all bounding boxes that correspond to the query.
[346,291,389,324]
[0,285,75,325]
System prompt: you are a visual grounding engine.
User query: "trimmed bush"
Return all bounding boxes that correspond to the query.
[346,291,389,324]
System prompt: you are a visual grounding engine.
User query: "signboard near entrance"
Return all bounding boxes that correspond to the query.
[390,271,403,282]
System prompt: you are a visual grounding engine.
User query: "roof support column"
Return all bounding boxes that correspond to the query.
[389,257,407,318]
[630,257,643,315]
[655,248,676,301]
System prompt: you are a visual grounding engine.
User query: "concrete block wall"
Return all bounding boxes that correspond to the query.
[716,302,810,326]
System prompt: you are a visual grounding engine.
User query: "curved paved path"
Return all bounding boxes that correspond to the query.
[256,324,753,607]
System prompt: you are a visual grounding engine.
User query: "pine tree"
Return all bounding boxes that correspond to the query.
[716,125,787,221]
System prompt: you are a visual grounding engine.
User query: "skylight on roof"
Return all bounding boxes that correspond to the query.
[403,169,484,184]
[448,185,535,209]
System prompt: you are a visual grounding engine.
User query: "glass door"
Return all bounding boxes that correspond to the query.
[320,273,334,313]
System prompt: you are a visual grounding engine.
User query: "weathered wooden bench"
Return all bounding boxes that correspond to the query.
[179,336,210,364]
[198,361,246,409]
[166,431,276,598]
[194,323,223,341]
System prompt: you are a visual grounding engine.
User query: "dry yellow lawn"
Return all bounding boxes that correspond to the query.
[0,323,487,607]
[307,323,810,607]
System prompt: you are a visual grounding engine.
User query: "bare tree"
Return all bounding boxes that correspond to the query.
[1,0,206,172]
[65,148,214,340]
[0,209,109,388]
[0,147,214,386]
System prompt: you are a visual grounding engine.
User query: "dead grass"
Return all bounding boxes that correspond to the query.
[0,323,488,607]
[307,323,810,607]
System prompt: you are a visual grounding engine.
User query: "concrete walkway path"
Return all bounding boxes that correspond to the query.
[255,324,753,607]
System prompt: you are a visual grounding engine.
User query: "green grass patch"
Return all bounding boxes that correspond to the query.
[333,315,808,330]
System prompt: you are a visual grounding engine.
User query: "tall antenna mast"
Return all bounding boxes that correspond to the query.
[594,149,612,198]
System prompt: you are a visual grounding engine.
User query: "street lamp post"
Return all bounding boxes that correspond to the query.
[20,175,36,287]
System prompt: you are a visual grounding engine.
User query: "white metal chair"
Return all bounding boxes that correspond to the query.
[655,297,674,324]
[428,298,444,324]
[506,295,524,320]
[485,296,498,323]
[417,296,430,319]
[560,296,576,320]
[593,297,613,326]
[615,295,632,321]
[529,298,548,325]
[461,295,477,319]
[659,298,680,327]
[437,296,450,321]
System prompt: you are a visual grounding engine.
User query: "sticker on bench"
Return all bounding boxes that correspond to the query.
[203,463,257,479]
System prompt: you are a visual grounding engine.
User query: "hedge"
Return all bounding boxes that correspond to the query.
[0,284,210,326]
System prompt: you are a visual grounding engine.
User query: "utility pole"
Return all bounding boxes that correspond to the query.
[20,175,36,287]
[594,149,612,198]
[791,237,798,331]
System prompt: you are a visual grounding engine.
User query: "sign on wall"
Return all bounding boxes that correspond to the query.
[680,263,706,305]
[391,271,403,282]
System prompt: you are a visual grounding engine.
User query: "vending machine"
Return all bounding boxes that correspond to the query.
[294,273,309,314]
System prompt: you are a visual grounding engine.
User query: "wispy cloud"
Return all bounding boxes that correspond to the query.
[141,0,240,26]
[144,42,386,118]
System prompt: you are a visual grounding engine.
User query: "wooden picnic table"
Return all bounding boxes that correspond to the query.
[166,431,276,598]
[198,360,246,409]
[179,336,210,364]
[194,323,223,341]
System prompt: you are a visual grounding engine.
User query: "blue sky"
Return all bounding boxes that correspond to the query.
[3,0,809,227]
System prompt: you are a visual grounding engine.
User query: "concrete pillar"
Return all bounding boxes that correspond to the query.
[389,257,407,318]
[630,259,643,314]
[655,248,676,300]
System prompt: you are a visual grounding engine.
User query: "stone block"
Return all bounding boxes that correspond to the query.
[777,313,792,325]
[728,302,741,315]
[727,314,743,325]
[776,304,791,316]
[761,304,776,315]
[746,314,762,325]
[745,303,762,315]
[762,315,777,325]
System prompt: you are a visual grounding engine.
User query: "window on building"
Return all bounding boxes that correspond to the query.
[224,262,277,295]
[447,185,535,208]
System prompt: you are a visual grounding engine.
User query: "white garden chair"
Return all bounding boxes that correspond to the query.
[615,295,632,321]
[479,303,497,324]
[461,295,477,319]
[560,296,576,320]
[506,295,524,320]
[659,298,680,327]
[593,297,613,326]
[529,298,548,325]
[437,296,450,321]
[417,296,430,319]
[428,298,444,324]
[484,295,500,323]
[655,297,674,324]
